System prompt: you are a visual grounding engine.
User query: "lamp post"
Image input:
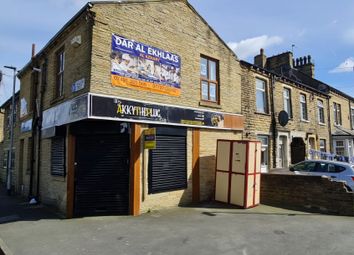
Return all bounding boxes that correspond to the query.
[4,65,16,195]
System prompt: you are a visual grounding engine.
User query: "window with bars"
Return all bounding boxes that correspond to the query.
[299,94,308,120]
[256,79,268,113]
[51,137,66,177]
[55,47,65,98]
[283,88,292,118]
[200,56,219,103]
[333,102,342,125]
[317,99,325,124]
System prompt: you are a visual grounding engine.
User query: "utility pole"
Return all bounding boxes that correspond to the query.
[4,65,17,195]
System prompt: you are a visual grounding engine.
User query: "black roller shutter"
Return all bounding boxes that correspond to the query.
[149,127,187,194]
[51,137,65,177]
[74,134,130,216]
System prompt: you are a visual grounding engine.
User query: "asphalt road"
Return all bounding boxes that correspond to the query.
[1,200,354,255]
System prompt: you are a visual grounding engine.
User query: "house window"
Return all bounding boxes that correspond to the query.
[319,139,326,159]
[351,107,354,129]
[256,79,268,113]
[333,102,342,125]
[6,103,17,130]
[257,135,269,172]
[283,88,292,118]
[55,48,65,98]
[317,99,325,124]
[335,140,345,156]
[51,137,66,176]
[3,150,15,170]
[299,94,308,120]
[200,56,219,103]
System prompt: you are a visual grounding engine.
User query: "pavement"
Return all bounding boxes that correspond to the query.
[1,188,354,255]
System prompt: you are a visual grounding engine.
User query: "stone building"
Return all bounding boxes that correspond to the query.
[0,93,20,191]
[241,50,330,171]
[13,0,244,217]
[247,49,354,167]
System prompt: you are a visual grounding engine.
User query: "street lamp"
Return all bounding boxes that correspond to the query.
[4,65,16,196]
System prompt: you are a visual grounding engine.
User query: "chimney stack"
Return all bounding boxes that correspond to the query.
[254,48,267,68]
[294,55,315,78]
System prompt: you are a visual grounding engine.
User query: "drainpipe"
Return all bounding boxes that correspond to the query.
[270,75,277,168]
[326,96,333,153]
[28,44,38,199]
[35,59,47,199]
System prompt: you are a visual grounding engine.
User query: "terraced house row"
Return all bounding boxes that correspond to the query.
[0,0,353,217]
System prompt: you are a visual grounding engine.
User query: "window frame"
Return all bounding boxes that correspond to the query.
[200,55,219,104]
[317,99,325,124]
[333,102,342,126]
[55,47,65,99]
[283,87,292,118]
[351,107,354,129]
[255,78,268,114]
[299,93,308,121]
[335,140,345,156]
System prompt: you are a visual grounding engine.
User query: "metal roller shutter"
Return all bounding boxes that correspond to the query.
[51,137,65,177]
[149,128,187,194]
[74,134,130,216]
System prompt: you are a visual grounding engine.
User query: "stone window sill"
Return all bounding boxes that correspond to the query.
[254,111,271,116]
[199,101,222,109]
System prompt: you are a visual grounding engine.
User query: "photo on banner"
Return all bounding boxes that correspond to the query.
[111,34,181,96]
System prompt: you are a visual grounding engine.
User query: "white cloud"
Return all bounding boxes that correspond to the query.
[228,35,283,60]
[329,57,354,73]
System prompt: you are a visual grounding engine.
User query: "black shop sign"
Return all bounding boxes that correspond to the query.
[90,95,226,129]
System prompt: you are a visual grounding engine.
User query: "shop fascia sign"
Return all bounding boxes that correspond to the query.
[40,93,243,131]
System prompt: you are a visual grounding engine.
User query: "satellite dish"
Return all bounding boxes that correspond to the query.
[278,110,289,127]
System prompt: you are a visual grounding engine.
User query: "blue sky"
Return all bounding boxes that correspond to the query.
[0,0,353,105]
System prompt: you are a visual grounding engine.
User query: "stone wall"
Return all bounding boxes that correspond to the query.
[261,173,354,216]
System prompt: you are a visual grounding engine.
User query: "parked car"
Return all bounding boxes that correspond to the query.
[289,160,354,190]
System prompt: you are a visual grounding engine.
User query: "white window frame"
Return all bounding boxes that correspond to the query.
[257,135,269,172]
[283,88,292,118]
[351,107,354,129]
[299,94,308,121]
[333,102,342,126]
[334,140,345,156]
[317,99,325,124]
[256,78,268,113]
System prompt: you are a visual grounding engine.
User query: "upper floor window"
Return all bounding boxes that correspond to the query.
[317,99,325,124]
[283,88,292,118]
[299,94,308,120]
[256,79,268,113]
[351,107,354,129]
[200,56,219,103]
[55,48,65,98]
[333,102,342,125]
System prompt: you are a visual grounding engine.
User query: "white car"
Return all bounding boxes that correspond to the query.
[290,160,354,191]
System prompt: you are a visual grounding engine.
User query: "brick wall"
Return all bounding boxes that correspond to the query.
[261,174,354,216]
[90,1,241,114]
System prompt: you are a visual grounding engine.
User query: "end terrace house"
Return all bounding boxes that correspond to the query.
[16,0,244,217]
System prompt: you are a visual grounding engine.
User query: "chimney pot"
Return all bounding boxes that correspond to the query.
[31,43,36,58]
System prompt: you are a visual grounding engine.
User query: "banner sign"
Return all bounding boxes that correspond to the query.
[91,95,229,129]
[144,128,156,149]
[42,94,88,130]
[111,34,181,96]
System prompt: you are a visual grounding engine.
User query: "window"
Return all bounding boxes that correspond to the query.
[55,48,65,98]
[351,107,354,129]
[292,161,316,172]
[283,88,292,118]
[51,137,66,176]
[319,139,326,159]
[333,102,342,125]
[256,79,268,113]
[257,135,269,172]
[200,56,219,103]
[6,103,17,130]
[317,99,325,124]
[3,150,15,170]
[299,94,308,120]
[335,140,345,156]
